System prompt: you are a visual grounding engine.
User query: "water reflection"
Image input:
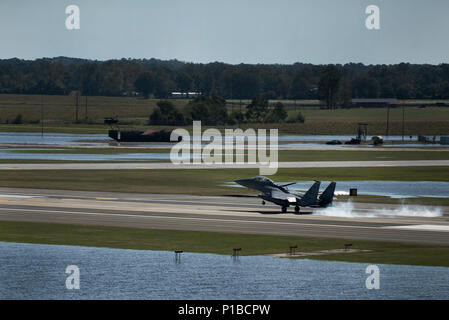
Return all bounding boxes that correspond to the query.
[1,242,447,300]
[225,180,449,199]
[0,132,446,149]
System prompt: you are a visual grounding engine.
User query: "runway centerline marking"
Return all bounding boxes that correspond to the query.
[383,224,449,232]
[0,192,267,208]
[0,194,37,199]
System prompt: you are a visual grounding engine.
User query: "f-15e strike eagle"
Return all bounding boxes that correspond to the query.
[235,176,336,213]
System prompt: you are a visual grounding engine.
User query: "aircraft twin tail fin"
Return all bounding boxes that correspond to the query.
[299,181,321,206]
[318,182,336,207]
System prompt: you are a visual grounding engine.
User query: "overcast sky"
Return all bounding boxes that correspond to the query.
[1,0,448,64]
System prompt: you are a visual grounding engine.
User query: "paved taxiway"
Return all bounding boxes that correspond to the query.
[1,160,449,170]
[0,187,448,245]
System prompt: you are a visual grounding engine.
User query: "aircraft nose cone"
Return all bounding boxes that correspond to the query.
[235,179,251,187]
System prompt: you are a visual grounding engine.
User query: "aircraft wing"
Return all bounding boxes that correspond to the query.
[267,181,321,206]
[291,190,305,197]
[269,189,297,202]
[279,182,296,188]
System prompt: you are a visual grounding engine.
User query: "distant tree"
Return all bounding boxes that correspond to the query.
[190,71,204,93]
[318,65,341,109]
[275,75,290,99]
[134,72,155,98]
[286,112,305,124]
[184,96,228,125]
[262,90,277,99]
[436,81,449,99]
[228,111,244,125]
[154,69,174,98]
[396,83,415,99]
[148,108,163,124]
[266,102,288,123]
[338,78,353,107]
[99,63,124,96]
[176,72,193,92]
[296,112,305,123]
[1,57,449,101]
[379,82,395,98]
[156,100,175,114]
[352,75,380,98]
[289,73,311,99]
[12,113,23,124]
[220,67,261,99]
[245,97,269,123]
[80,63,101,96]
[149,100,186,125]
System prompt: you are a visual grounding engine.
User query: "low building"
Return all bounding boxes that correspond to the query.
[351,98,398,108]
[170,92,201,99]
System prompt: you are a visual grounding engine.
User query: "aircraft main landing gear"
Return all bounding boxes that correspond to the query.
[295,206,300,213]
[282,206,287,213]
[262,201,266,205]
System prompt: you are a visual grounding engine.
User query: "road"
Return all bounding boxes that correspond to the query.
[0,187,448,245]
[1,160,449,170]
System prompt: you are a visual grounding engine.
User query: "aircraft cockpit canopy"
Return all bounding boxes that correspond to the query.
[254,176,274,184]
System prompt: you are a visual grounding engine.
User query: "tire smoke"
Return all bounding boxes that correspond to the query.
[314,201,442,218]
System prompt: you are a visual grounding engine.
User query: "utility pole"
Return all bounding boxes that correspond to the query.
[385,104,390,137]
[402,105,405,141]
[41,94,44,137]
[230,83,233,101]
[85,95,88,123]
[75,91,79,123]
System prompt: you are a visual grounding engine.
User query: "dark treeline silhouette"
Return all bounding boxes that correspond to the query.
[148,96,300,126]
[1,57,449,101]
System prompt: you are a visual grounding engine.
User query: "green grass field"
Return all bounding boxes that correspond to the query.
[275,150,449,162]
[0,124,109,134]
[1,94,448,135]
[2,146,449,161]
[1,95,448,268]
[1,221,447,267]
[0,94,186,125]
[0,167,448,197]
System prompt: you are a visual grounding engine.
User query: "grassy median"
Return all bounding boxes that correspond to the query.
[0,221,448,267]
[0,167,448,196]
[1,93,449,135]
[3,147,449,162]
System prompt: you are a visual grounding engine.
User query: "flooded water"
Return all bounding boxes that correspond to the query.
[278,135,442,142]
[0,132,110,146]
[0,148,175,161]
[0,132,446,149]
[290,180,449,199]
[281,143,448,148]
[0,242,448,300]
[226,180,449,199]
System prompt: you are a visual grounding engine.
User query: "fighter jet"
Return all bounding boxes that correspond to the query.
[234,176,336,213]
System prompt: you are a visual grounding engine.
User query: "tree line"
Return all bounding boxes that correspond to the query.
[1,57,449,101]
[149,96,304,126]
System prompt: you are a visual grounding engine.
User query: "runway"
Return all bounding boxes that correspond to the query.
[0,187,449,245]
[1,160,449,170]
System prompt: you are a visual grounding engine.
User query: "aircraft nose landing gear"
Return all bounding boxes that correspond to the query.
[262,201,266,205]
[295,206,300,213]
[282,206,287,213]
